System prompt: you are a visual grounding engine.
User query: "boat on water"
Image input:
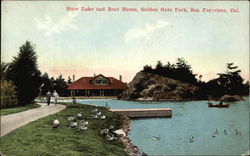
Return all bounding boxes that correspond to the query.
[208,101,229,108]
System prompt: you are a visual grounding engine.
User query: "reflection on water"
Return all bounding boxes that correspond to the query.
[78,97,249,155]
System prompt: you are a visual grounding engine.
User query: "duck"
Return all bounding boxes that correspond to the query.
[212,132,216,137]
[101,115,106,120]
[224,129,229,135]
[189,136,194,142]
[215,128,219,134]
[236,129,241,135]
[152,136,160,141]
[53,119,59,128]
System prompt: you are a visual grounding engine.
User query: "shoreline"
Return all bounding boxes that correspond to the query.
[119,115,147,156]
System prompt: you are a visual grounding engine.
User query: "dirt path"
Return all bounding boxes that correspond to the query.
[0,103,66,137]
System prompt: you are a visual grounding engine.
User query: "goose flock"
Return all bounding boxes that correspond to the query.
[189,128,242,142]
[52,108,121,141]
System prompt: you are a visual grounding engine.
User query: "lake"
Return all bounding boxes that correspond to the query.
[77,97,249,155]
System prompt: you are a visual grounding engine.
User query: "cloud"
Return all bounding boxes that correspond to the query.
[124,20,168,42]
[35,12,79,36]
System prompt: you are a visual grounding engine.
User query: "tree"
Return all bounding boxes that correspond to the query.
[67,76,72,85]
[174,58,197,84]
[54,74,68,96]
[217,63,244,95]
[7,41,42,105]
[142,65,153,73]
[1,62,9,81]
[141,58,198,84]
[41,72,52,96]
[206,62,246,96]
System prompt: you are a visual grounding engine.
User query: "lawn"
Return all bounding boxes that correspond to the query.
[0,104,128,156]
[1,104,41,116]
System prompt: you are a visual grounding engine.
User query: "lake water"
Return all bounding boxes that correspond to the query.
[78,97,249,155]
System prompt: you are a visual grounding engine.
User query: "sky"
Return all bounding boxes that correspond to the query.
[1,1,249,83]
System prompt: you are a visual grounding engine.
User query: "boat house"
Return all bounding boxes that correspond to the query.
[67,74,127,96]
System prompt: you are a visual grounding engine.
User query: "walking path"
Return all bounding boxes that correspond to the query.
[1,103,66,137]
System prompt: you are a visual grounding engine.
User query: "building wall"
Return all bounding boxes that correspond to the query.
[92,76,109,85]
[73,89,123,96]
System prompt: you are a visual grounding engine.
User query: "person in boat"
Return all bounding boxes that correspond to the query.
[219,101,223,105]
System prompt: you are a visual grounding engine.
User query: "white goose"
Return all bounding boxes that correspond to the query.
[53,119,60,128]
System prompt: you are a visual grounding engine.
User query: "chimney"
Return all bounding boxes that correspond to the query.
[73,75,75,82]
[94,73,96,77]
[119,75,122,81]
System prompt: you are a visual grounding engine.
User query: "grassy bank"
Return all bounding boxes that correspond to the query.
[1,104,41,116]
[0,104,127,156]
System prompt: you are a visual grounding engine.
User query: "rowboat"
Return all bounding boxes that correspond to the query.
[208,102,229,108]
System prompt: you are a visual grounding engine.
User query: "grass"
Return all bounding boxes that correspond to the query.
[1,104,41,116]
[0,104,128,156]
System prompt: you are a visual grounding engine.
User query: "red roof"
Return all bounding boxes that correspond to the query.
[67,75,127,90]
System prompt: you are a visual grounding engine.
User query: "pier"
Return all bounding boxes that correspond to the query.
[109,108,172,118]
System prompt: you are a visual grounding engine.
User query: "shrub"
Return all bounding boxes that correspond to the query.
[1,80,18,108]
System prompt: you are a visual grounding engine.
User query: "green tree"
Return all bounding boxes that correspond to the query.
[67,76,72,85]
[217,63,244,95]
[141,58,198,84]
[1,62,9,81]
[206,62,246,97]
[7,41,42,105]
[41,73,52,96]
[54,74,68,96]
[175,58,197,84]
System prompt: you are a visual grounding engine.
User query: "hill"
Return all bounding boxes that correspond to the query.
[120,72,199,101]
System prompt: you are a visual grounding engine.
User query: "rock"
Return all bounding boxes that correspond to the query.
[220,94,245,101]
[53,119,59,128]
[120,71,199,101]
[113,129,126,137]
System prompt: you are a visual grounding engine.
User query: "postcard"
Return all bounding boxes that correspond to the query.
[1,1,249,156]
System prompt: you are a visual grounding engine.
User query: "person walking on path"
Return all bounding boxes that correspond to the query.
[46,91,52,105]
[53,90,59,105]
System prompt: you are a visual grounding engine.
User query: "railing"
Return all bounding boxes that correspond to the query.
[35,97,77,106]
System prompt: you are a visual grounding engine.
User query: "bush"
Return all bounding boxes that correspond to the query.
[1,81,18,108]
